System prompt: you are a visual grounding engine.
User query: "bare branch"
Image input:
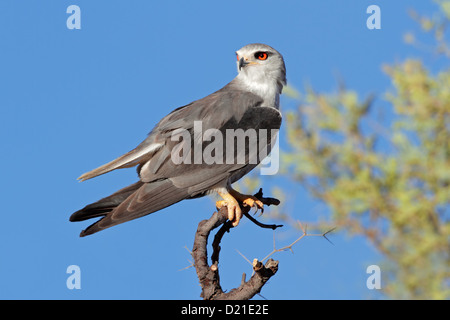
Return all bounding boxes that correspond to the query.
[191,189,332,300]
[191,188,281,300]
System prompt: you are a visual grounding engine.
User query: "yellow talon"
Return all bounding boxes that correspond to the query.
[216,190,242,227]
[230,190,264,215]
[215,188,265,226]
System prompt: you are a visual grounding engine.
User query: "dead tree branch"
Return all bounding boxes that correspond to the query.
[191,188,281,300]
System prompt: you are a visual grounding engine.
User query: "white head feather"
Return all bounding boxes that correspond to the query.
[234,43,286,108]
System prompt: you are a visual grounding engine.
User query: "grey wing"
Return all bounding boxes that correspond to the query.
[73,86,281,236]
[76,85,249,182]
[138,101,283,196]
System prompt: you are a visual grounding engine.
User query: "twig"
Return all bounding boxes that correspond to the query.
[260,222,336,263]
[178,246,194,271]
[243,211,283,229]
[236,249,253,266]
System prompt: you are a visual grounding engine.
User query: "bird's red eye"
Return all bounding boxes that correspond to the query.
[255,52,268,60]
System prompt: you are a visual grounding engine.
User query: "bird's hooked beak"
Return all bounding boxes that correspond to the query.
[238,57,249,71]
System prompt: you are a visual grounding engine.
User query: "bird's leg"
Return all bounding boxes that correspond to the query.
[228,188,264,215]
[216,190,242,227]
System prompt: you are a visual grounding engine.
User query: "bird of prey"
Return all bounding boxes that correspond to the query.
[70,43,286,237]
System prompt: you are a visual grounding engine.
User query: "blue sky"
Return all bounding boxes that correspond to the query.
[0,0,441,299]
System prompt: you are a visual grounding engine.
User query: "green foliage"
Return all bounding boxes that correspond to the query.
[282,3,450,299]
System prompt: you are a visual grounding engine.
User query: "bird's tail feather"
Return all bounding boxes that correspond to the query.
[71,179,189,237]
[70,181,144,222]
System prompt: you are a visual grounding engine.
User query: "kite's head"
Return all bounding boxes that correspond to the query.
[235,43,286,91]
